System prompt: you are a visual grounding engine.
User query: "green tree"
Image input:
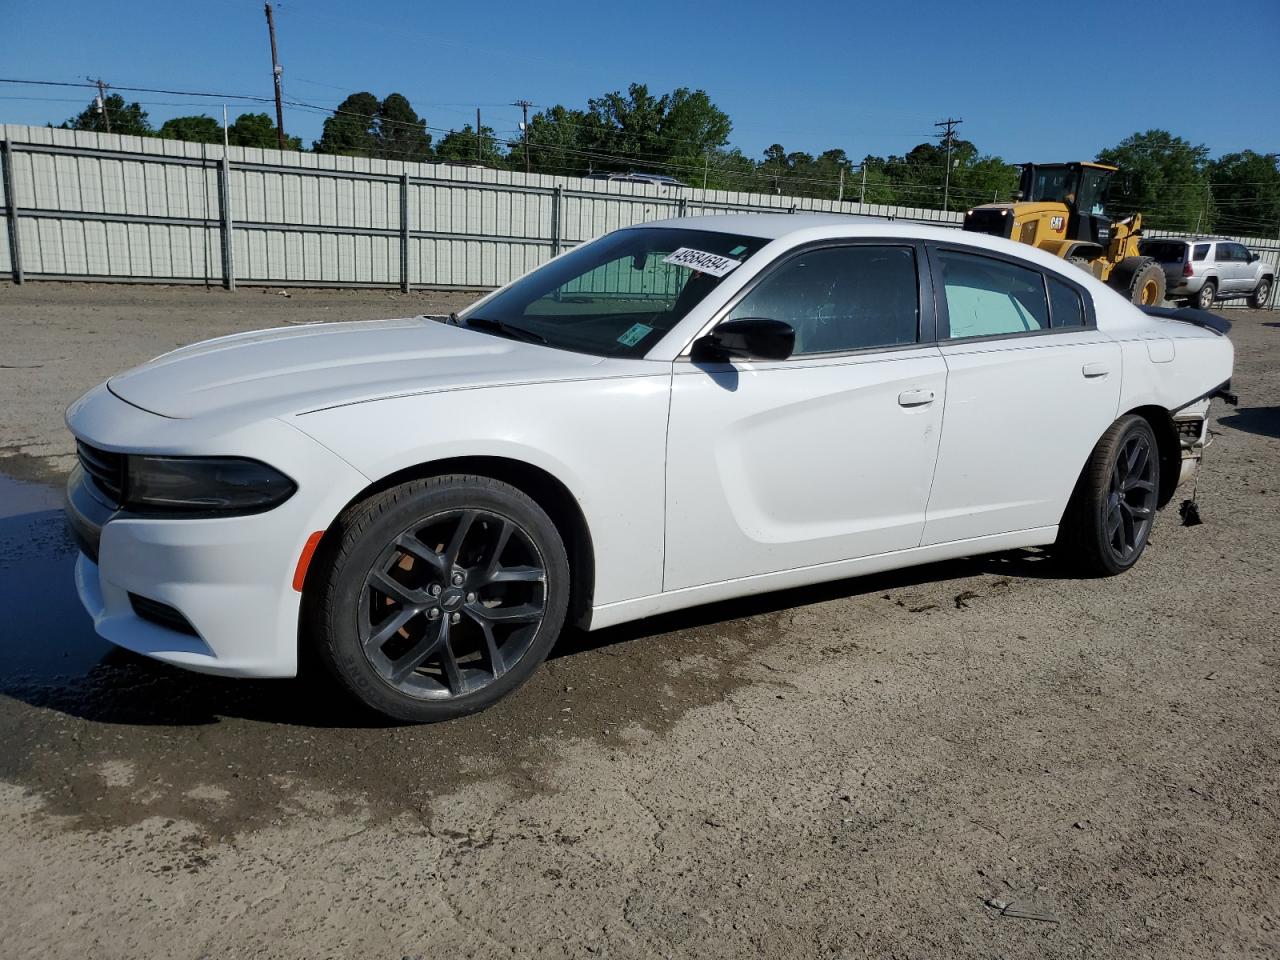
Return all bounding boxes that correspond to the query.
[314,91,380,156]
[228,112,301,150]
[434,124,503,166]
[658,87,734,179]
[157,114,221,144]
[698,147,758,192]
[1097,130,1211,231]
[523,105,606,175]
[62,93,151,136]
[376,93,432,162]
[1208,150,1280,236]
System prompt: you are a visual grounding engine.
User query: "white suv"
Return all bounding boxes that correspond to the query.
[1140,237,1274,310]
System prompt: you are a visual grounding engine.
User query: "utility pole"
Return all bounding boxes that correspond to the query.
[91,78,111,133]
[703,151,709,190]
[264,3,286,149]
[837,167,844,203]
[476,108,483,163]
[513,99,532,173]
[934,116,963,211]
[860,165,866,204]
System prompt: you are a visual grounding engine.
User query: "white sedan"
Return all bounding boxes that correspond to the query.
[65,215,1235,721]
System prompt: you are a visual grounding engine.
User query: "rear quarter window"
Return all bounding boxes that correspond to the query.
[1048,277,1085,327]
[1142,241,1187,263]
[1193,244,1210,261]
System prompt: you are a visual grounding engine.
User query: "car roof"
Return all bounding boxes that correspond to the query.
[628,213,1135,291]
[637,212,905,240]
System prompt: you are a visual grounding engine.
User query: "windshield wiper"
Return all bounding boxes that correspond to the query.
[464,316,548,345]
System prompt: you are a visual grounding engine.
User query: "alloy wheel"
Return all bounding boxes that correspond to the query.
[1104,433,1157,561]
[358,509,547,699]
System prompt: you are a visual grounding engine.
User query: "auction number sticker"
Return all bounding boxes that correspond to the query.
[661,247,743,277]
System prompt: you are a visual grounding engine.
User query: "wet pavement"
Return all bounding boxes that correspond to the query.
[0,459,1020,836]
[0,463,794,833]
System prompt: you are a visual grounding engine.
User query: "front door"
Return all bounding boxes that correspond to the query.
[663,242,947,592]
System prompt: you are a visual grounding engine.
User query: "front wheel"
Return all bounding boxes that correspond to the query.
[1248,277,1272,309]
[1057,415,1161,577]
[308,475,570,722]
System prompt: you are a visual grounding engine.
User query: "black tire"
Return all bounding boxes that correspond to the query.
[1194,279,1217,311]
[1057,415,1161,577]
[307,475,570,723]
[1108,256,1166,306]
[1248,276,1272,309]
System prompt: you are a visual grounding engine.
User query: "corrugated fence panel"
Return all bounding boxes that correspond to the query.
[0,124,1271,307]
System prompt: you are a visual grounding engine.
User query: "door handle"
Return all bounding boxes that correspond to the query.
[1082,362,1110,379]
[897,389,935,407]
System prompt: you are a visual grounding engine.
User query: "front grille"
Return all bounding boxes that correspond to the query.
[129,593,199,636]
[77,440,126,506]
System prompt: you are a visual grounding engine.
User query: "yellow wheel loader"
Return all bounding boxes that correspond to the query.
[962,162,1166,306]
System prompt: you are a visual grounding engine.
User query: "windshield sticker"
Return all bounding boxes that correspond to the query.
[729,244,748,256]
[617,322,654,347]
[661,247,743,277]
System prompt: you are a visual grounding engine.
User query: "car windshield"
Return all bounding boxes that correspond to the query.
[459,227,770,358]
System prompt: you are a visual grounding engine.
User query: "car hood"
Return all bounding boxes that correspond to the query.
[107,316,609,419]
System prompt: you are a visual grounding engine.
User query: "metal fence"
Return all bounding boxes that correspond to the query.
[1,123,1276,308]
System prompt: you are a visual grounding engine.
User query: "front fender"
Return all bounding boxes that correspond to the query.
[286,374,673,608]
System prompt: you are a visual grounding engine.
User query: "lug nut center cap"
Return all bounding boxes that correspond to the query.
[440,588,465,610]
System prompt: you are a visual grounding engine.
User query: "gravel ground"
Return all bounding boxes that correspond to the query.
[1,282,1278,959]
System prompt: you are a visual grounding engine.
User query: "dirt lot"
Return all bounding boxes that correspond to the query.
[1,282,1278,959]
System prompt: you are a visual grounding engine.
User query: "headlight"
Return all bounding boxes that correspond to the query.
[125,456,296,514]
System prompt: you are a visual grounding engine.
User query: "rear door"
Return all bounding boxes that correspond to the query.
[1218,243,1248,293]
[663,241,947,591]
[921,244,1121,545]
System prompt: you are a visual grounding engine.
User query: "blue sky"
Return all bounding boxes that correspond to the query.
[4,0,1278,164]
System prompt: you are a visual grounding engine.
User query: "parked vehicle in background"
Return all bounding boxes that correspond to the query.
[584,171,687,188]
[1140,237,1275,310]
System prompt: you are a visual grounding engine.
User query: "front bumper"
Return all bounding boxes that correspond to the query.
[65,384,370,678]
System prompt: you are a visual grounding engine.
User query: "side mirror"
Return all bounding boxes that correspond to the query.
[691,317,795,363]
[1249,252,1259,263]
[1013,190,1024,202]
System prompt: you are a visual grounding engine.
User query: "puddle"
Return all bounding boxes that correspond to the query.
[0,473,112,682]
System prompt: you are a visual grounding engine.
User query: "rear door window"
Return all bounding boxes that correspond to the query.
[936,249,1049,339]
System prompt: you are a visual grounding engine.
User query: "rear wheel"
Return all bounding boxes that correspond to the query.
[1195,280,1217,310]
[1248,276,1272,309]
[1109,257,1166,306]
[309,475,570,722]
[1057,415,1161,577]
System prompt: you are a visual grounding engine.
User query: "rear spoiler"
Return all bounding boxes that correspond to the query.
[1139,305,1231,335]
